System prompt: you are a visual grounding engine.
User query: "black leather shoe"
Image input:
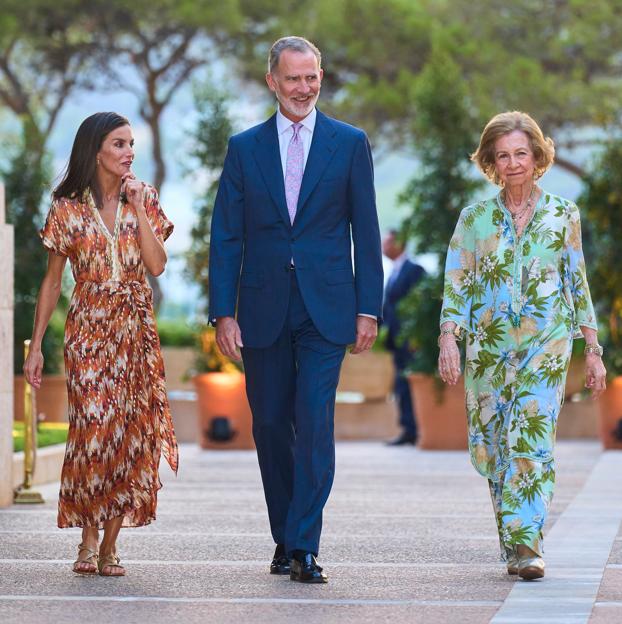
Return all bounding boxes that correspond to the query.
[386,432,416,446]
[270,544,290,575]
[290,552,328,583]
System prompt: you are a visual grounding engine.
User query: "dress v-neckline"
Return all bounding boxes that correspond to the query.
[86,190,123,281]
[87,192,122,242]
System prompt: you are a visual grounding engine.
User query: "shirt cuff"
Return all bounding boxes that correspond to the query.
[358,313,377,320]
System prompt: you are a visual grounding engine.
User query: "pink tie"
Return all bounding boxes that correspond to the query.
[285,123,303,224]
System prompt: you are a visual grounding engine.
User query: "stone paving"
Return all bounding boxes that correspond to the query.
[0,441,621,623]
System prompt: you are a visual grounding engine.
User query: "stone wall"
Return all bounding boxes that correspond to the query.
[0,183,14,507]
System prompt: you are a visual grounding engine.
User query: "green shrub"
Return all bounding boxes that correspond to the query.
[157,319,196,347]
[578,138,622,376]
[13,422,69,453]
[397,45,484,375]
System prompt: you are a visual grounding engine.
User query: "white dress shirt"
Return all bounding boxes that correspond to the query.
[276,107,316,176]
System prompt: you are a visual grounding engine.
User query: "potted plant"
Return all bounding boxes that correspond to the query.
[178,84,253,449]
[578,138,622,449]
[394,48,484,449]
[191,326,254,450]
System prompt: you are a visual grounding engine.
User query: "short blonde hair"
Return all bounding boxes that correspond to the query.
[471,111,555,185]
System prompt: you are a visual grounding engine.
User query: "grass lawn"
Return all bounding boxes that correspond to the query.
[13,422,69,453]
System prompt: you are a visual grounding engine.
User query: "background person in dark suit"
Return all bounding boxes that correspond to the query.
[208,36,383,584]
[382,230,426,446]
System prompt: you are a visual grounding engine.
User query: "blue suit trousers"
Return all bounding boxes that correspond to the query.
[241,271,346,556]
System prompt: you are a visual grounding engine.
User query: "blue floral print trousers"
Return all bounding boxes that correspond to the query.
[488,457,556,559]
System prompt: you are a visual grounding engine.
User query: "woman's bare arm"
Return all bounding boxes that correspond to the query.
[23,252,67,388]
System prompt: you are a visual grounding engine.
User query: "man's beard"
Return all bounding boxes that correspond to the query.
[278,92,318,119]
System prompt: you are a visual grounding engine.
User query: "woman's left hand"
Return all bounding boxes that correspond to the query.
[122,172,146,210]
[585,353,607,399]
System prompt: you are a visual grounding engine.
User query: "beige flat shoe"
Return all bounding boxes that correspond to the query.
[518,555,545,580]
[98,552,126,577]
[72,543,98,575]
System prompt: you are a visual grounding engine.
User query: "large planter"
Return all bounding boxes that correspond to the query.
[337,351,394,400]
[193,372,254,450]
[408,373,468,449]
[13,375,68,423]
[564,356,585,398]
[597,375,622,449]
[557,396,599,439]
[161,346,195,392]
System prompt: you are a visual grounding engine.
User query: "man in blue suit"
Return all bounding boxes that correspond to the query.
[382,230,425,445]
[208,36,383,583]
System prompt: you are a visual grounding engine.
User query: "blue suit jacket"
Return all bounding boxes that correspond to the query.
[382,259,425,352]
[208,110,383,348]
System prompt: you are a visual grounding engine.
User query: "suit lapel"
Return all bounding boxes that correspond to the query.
[295,111,338,219]
[252,114,291,228]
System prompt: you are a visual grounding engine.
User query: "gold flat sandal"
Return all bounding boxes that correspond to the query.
[98,552,126,577]
[73,543,98,575]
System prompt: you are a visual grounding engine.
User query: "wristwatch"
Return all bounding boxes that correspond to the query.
[438,326,463,347]
[584,343,604,357]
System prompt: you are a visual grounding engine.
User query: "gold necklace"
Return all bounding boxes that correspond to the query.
[505,185,537,221]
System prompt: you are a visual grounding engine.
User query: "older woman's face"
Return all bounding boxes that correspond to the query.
[494,130,536,187]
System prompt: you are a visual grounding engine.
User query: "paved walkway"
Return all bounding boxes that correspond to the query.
[0,441,621,623]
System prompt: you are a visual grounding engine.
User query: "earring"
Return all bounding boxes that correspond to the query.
[96,158,100,166]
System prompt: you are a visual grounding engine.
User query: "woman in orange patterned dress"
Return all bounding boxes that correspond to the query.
[23,112,178,577]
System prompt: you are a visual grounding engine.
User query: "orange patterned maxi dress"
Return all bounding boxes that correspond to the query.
[40,186,178,529]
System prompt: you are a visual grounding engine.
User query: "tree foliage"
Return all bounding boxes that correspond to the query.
[0,2,105,371]
[92,0,242,190]
[396,46,484,375]
[2,125,65,373]
[184,83,234,312]
[0,1,100,159]
[236,0,622,177]
[578,138,622,375]
[398,42,484,256]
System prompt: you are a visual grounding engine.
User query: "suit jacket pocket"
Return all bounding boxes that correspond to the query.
[240,272,263,288]
[326,268,354,285]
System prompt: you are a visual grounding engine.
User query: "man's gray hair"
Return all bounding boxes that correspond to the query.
[268,36,322,74]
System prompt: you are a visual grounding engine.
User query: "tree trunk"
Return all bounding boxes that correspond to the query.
[554,155,586,180]
[144,107,165,310]
[149,108,166,192]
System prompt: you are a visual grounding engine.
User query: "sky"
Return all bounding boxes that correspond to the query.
[5,67,588,320]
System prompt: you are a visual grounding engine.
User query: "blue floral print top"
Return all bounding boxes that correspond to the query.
[440,191,597,479]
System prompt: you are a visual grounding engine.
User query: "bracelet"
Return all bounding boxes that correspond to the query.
[584,343,604,357]
[438,327,462,347]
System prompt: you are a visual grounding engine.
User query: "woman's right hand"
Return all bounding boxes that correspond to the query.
[23,348,44,389]
[438,335,461,385]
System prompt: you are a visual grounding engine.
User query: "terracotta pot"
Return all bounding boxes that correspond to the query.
[408,373,468,450]
[161,346,195,392]
[14,375,68,423]
[564,355,585,398]
[597,376,622,449]
[193,372,254,450]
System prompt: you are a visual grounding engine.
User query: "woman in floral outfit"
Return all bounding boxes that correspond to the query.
[439,111,606,580]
